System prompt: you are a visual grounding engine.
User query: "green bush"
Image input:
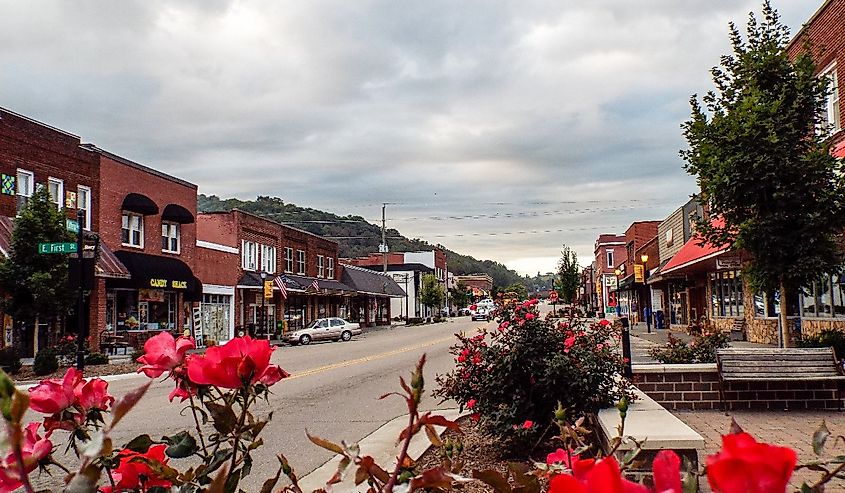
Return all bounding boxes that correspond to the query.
[650,330,730,364]
[84,352,110,366]
[0,347,22,374]
[33,348,59,376]
[435,300,631,454]
[798,329,845,361]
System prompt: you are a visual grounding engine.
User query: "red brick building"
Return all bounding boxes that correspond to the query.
[616,221,660,322]
[593,234,627,315]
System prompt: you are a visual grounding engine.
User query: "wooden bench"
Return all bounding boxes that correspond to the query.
[716,347,845,413]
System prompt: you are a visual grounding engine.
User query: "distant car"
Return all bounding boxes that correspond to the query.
[457,308,472,316]
[471,308,491,321]
[285,318,362,345]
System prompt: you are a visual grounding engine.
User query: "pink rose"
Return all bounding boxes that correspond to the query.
[74,378,114,413]
[467,399,476,409]
[137,331,195,378]
[0,422,53,492]
[28,367,81,415]
[525,313,535,321]
[522,420,533,429]
[599,319,610,327]
[187,336,289,389]
[564,336,576,353]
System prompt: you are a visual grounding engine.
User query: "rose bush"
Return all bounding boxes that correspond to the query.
[435,299,632,452]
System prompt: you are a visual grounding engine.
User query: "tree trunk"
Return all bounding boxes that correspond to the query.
[780,280,791,348]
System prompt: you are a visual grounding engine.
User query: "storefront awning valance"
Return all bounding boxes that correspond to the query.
[121,193,159,215]
[110,250,202,300]
[161,204,195,224]
[661,237,728,276]
[341,265,406,297]
[834,141,845,159]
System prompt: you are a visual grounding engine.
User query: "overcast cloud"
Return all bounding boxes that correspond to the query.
[0,0,819,275]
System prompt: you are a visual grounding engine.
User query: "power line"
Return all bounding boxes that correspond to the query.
[323,225,625,240]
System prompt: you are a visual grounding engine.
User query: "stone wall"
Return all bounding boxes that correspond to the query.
[632,364,842,411]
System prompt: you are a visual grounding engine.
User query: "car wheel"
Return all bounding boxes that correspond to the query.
[299,334,311,345]
[341,330,352,342]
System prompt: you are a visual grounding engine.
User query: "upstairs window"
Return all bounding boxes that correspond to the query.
[161,222,180,254]
[327,258,335,279]
[121,212,144,248]
[241,241,258,271]
[284,247,294,273]
[77,186,92,230]
[47,178,63,210]
[820,64,841,135]
[317,255,325,278]
[297,249,305,275]
[261,245,277,274]
[606,250,614,269]
[16,169,33,212]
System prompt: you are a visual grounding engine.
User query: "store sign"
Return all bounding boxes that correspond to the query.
[716,257,741,270]
[634,264,645,283]
[264,280,274,299]
[139,289,165,302]
[150,278,188,289]
[605,276,617,289]
[651,288,664,312]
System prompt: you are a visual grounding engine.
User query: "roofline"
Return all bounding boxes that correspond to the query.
[80,144,197,189]
[0,106,81,140]
[340,263,392,275]
[225,209,340,246]
[786,0,833,51]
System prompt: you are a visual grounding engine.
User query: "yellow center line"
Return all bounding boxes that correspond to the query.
[286,334,457,380]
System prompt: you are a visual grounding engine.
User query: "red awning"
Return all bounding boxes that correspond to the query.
[661,220,729,275]
[833,141,845,159]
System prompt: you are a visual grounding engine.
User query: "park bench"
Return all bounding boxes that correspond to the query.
[716,347,845,413]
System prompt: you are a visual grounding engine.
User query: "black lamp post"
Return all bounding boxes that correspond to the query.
[641,253,650,333]
[614,267,632,378]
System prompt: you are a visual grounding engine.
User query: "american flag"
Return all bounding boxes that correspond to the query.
[310,279,320,292]
[274,276,288,300]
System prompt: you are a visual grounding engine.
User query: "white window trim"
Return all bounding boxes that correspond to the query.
[122,212,144,249]
[77,185,92,231]
[297,249,306,275]
[17,169,34,197]
[820,62,841,134]
[241,240,258,271]
[47,177,64,209]
[261,245,277,274]
[606,251,614,269]
[328,257,335,279]
[162,221,180,254]
[284,247,294,273]
[317,255,325,278]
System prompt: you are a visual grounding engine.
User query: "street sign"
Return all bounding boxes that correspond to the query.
[549,291,558,302]
[66,219,79,234]
[38,242,78,254]
[264,280,274,299]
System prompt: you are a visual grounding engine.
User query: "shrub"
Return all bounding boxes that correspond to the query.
[0,347,21,374]
[84,352,110,366]
[33,348,59,376]
[650,330,730,364]
[798,329,845,362]
[435,299,631,454]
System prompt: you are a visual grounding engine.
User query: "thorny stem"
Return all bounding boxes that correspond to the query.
[384,409,417,493]
[229,388,251,477]
[188,391,208,457]
[811,460,845,489]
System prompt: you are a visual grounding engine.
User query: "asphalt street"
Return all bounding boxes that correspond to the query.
[31,316,499,491]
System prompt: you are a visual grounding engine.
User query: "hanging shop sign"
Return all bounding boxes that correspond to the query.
[634,264,645,283]
[716,256,741,270]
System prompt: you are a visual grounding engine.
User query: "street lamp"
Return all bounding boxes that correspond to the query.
[260,271,267,339]
[641,254,650,333]
[613,267,632,378]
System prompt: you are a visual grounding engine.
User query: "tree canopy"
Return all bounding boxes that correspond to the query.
[419,274,445,310]
[681,2,845,344]
[557,245,580,304]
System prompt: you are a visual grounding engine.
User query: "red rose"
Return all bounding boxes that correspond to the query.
[103,444,171,493]
[525,313,535,321]
[706,432,796,493]
[499,321,510,330]
[522,420,533,429]
[187,336,289,389]
[137,331,195,378]
[28,367,81,415]
[599,319,610,327]
[74,377,115,413]
[467,399,476,409]
[546,448,571,466]
[652,450,682,493]
[470,413,480,422]
[548,457,649,493]
[0,422,53,492]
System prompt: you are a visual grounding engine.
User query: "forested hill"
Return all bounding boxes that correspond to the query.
[197,194,525,288]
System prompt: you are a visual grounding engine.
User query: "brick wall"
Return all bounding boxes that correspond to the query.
[633,364,842,411]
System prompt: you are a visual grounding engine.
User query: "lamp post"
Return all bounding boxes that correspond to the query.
[641,253,650,333]
[260,271,267,339]
[614,267,632,378]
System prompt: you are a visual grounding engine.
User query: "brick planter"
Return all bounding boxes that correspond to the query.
[633,364,842,411]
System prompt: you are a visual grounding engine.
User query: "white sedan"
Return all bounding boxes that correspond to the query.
[285,317,362,345]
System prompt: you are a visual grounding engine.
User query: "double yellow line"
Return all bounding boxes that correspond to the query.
[287,334,457,381]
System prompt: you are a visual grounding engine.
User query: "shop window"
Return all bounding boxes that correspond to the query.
[284,247,293,273]
[77,186,92,230]
[16,169,33,212]
[317,255,325,278]
[709,270,744,317]
[802,274,845,318]
[819,63,841,135]
[328,258,335,279]
[241,241,257,271]
[121,212,144,247]
[297,249,305,274]
[162,222,180,253]
[47,178,63,210]
[261,245,276,274]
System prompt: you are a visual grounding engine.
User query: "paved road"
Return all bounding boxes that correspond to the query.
[32,317,494,491]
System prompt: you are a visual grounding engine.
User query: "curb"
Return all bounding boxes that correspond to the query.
[297,408,463,493]
[15,370,146,390]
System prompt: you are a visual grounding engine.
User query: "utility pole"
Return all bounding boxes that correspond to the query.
[75,209,85,371]
[381,203,388,273]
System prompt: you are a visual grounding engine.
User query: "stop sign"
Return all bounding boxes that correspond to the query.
[549,291,558,302]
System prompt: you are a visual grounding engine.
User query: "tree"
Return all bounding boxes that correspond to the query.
[557,245,581,304]
[681,2,845,346]
[504,283,528,301]
[0,187,76,347]
[419,274,445,315]
[449,282,470,308]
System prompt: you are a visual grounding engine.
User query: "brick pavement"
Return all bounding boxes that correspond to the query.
[674,410,845,491]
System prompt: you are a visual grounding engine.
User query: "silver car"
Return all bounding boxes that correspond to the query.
[285,317,362,345]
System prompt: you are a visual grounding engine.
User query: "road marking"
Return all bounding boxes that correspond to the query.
[287,334,457,381]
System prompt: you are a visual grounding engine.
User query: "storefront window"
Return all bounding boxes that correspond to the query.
[114,290,140,330]
[709,270,744,317]
[802,275,845,318]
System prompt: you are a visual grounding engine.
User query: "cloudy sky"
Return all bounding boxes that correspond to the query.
[0,1,820,275]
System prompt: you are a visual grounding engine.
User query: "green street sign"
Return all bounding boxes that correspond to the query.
[38,242,78,254]
[66,219,79,233]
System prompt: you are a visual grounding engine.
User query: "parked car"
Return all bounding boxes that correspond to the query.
[285,318,362,345]
[457,307,472,316]
[471,307,491,321]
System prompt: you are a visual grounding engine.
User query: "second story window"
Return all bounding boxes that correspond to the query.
[77,186,92,230]
[284,247,293,272]
[261,245,277,274]
[16,169,33,212]
[242,241,257,271]
[297,249,305,275]
[161,222,180,254]
[317,255,325,278]
[121,212,144,248]
[821,64,841,136]
[47,178,63,210]
[606,250,614,269]
[327,258,335,279]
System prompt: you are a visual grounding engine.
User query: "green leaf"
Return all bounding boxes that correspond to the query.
[206,402,238,435]
[163,431,199,459]
[125,434,154,453]
[813,421,830,456]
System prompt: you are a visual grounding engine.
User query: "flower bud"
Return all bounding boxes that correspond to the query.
[617,396,629,418]
[554,402,566,423]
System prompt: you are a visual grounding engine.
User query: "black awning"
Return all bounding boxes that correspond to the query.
[161,204,195,224]
[109,251,202,300]
[122,193,159,215]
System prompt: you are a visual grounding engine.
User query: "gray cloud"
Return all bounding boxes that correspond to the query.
[0,0,818,274]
